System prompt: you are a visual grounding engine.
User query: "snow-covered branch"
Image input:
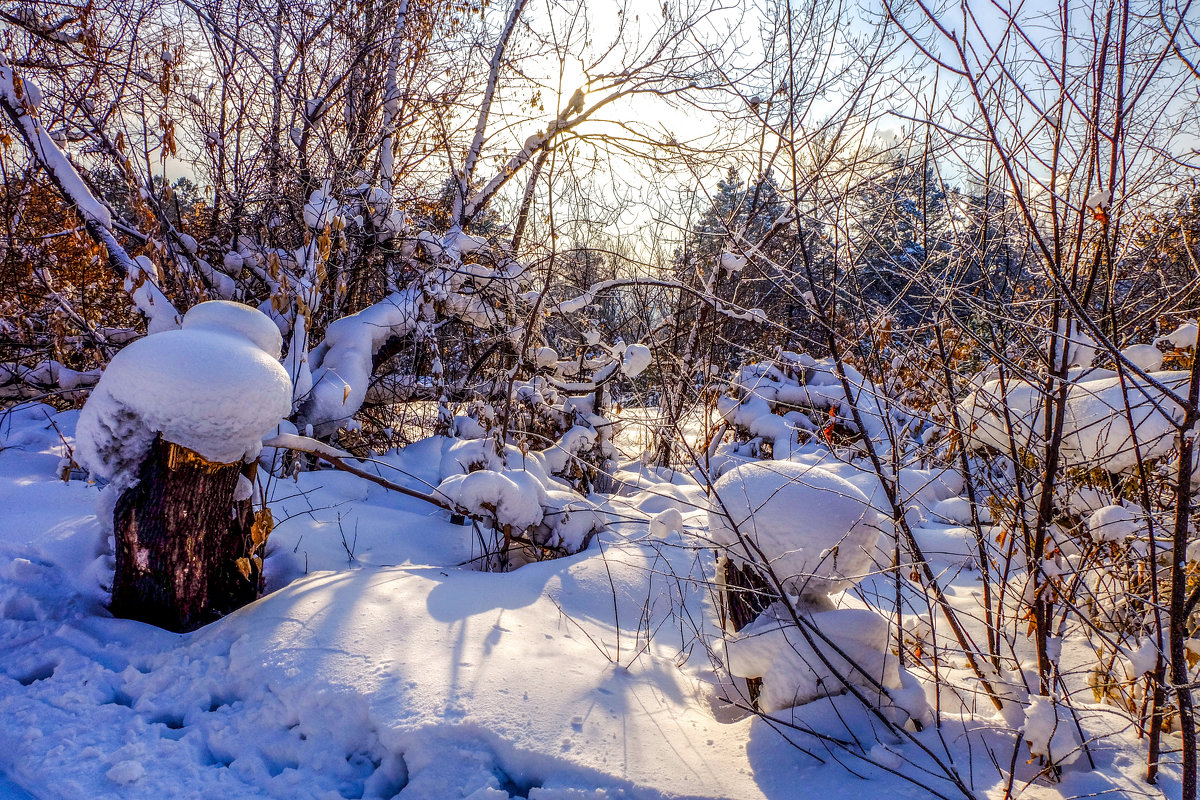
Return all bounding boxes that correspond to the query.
[0,55,179,333]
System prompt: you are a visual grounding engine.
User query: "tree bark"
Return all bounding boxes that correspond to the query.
[721,556,775,708]
[110,435,267,632]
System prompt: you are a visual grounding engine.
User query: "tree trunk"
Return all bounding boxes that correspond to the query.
[110,435,268,632]
[721,556,776,708]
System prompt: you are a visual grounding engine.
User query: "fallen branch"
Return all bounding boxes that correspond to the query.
[262,433,456,513]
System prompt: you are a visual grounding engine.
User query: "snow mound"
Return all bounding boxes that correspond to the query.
[724,604,932,726]
[708,461,880,599]
[75,302,293,485]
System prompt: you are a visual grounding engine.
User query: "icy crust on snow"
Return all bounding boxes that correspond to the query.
[708,460,880,599]
[75,302,293,485]
[959,370,1189,474]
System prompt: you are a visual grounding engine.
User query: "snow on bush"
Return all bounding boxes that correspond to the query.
[1087,504,1144,542]
[434,429,607,558]
[75,301,293,487]
[959,369,1188,474]
[621,343,652,378]
[303,181,342,229]
[708,460,880,600]
[719,251,747,275]
[436,469,546,532]
[716,350,903,460]
[704,457,939,723]
[1158,319,1198,350]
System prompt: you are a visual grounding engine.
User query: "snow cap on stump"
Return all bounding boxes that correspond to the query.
[76,301,293,486]
[708,460,880,599]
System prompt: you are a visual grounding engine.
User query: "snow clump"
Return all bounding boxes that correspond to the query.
[621,344,652,378]
[719,251,747,275]
[708,460,880,600]
[1087,504,1143,542]
[1120,343,1164,373]
[1024,694,1083,767]
[1159,320,1199,350]
[75,301,293,487]
[303,180,341,229]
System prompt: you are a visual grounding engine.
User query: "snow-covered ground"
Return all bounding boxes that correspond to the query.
[0,402,1186,799]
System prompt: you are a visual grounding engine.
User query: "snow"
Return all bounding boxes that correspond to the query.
[1053,319,1096,369]
[74,302,292,485]
[221,251,245,276]
[719,252,747,274]
[724,603,928,724]
[1160,320,1199,349]
[1087,504,1143,542]
[435,469,546,531]
[0,404,1187,800]
[928,496,990,526]
[105,760,147,785]
[183,299,284,359]
[0,58,112,230]
[620,344,651,378]
[1085,189,1112,210]
[302,289,422,436]
[960,369,1188,474]
[1024,695,1083,767]
[708,460,880,600]
[1121,343,1164,372]
[649,507,684,537]
[303,181,341,230]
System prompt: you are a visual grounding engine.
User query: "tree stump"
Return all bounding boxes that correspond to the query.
[110,435,268,632]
